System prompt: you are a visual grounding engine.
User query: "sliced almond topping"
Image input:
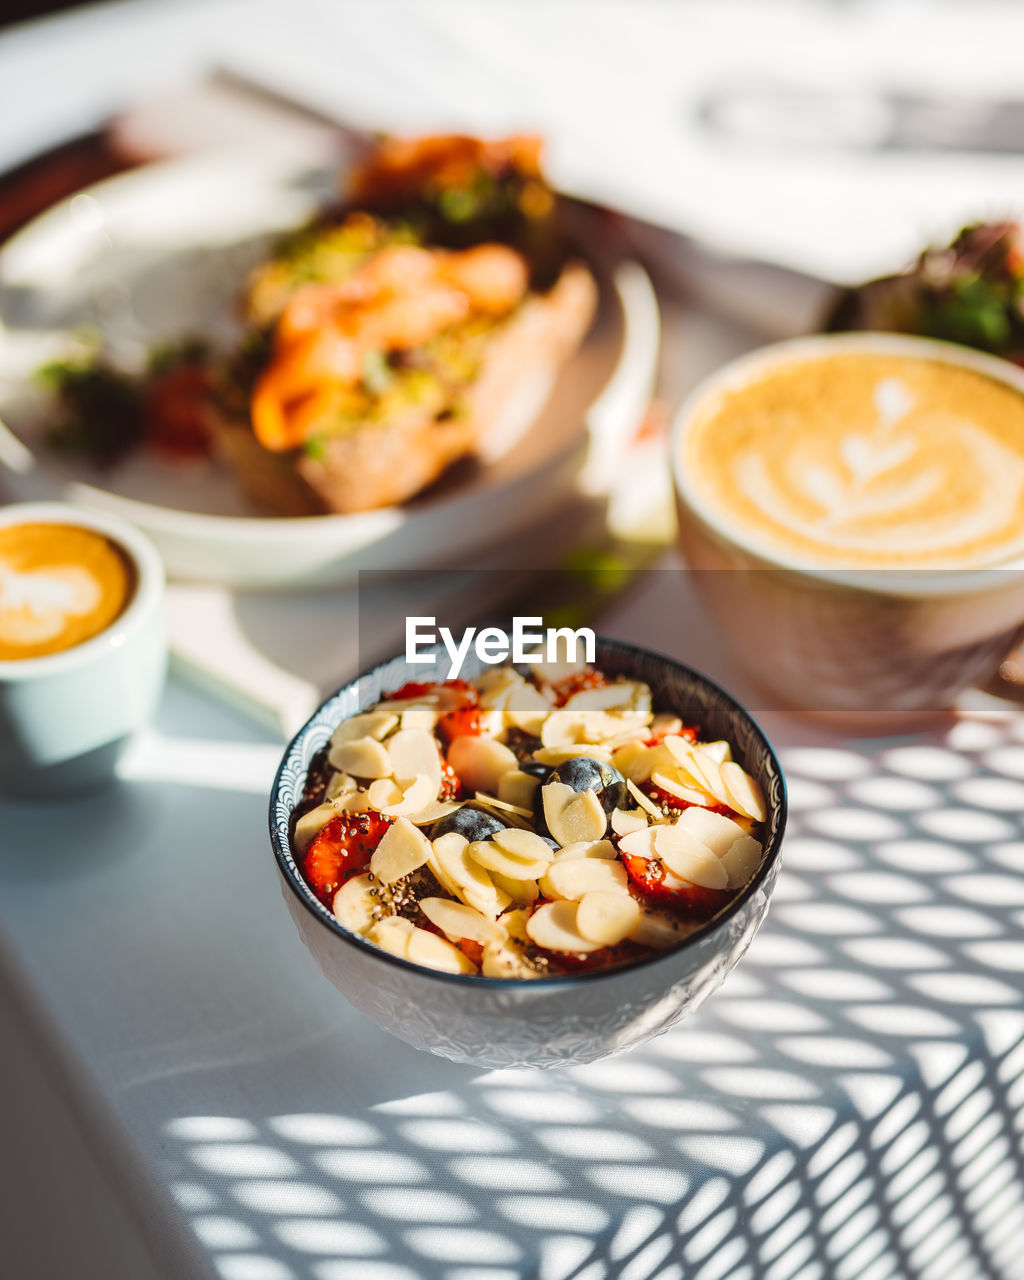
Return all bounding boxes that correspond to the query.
[504,683,550,735]
[333,873,379,935]
[406,926,478,974]
[420,897,505,945]
[333,790,373,814]
[654,825,729,889]
[369,817,431,885]
[650,771,712,807]
[492,827,556,862]
[330,711,398,747]
[429,834,510,919]
[540,708,585,750]
[387,728,442,788]
[367,778,404,811]
[649,714,683,740]
[576,890,641,945]
[613,741,656,783]
[497,770,540,811]
[629,909,697,949]
[702,740,733,764]
[719,834,763,889]
[720,762,767,822]
[400,705,439,732]
[468,839,550,881]
[616,825,659,860]
[324,771,357,801]
[544,786,607,847]
[552,838,618,860]
[626,779,663,818]
[367,916,416,958]
[544,857,629,901]
[293,801,341,852]
[328,736,392,779]
[611,807,648,837]
[404,799,460,827]
[374,774,437,818]
[676,806,748,858]
[472,792,534,825]
[526,900,602,954]
[490,871,540,907]
[448,735,518,795]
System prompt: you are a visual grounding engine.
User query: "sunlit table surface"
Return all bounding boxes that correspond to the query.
[3,4,1024,1278]
[3,542,1024,1280]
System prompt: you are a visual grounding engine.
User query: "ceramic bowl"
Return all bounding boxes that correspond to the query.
[269,636,787,1069]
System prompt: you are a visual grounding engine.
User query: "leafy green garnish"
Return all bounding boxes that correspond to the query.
[36,356,143,467]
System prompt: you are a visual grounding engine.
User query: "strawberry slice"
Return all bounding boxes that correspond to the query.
[621,852,731,917]
[438,703,481,744]
[304,812,392,906]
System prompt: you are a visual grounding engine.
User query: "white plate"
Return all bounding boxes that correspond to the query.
[0,148,659,587]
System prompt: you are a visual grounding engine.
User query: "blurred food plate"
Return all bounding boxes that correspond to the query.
[0,147,658,587]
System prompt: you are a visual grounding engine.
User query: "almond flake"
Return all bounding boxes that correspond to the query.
[552,839,618,860]
[625,779,664,818]
[720,762,767,822]
[654,825,728,889]
[613,741,656,782]
[420,897,505,945]
[429,835,510,919]
[387,728,441,790]
[611,807,648,837]
[490,871,540,907]
[544,857,629,901]
[367,778,404,811]
[650,770,712,807]
[497,770,540,811]
[404,799,460,826]
[540,709,586,750]
[370,817,431,884]
[676,806,748,858]
[473,791,534,820]
[545,787,607,847]
[330,711,398,747]
[719,834,763,889]
[374,774,437,818]
[468,839,550,881]
[324,771,357,801]
[333,874,377,934]
[576,890,641,945]
[482,940,540,979]
[400,705,439,732]
[526,900,602,954]
[616,825,659,860]
[448,735,518,795]
[493,827,556,862]
[328,736,392,779]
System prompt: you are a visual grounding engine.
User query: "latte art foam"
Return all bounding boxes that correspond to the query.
[0,524,134,660]
[682,353,1024,568]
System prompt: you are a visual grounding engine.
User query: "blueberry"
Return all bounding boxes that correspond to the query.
[429,804,507,843]
[518,759,550,780]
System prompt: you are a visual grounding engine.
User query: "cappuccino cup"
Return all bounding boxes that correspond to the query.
[671,333,1024,719]
[0,502,167,795]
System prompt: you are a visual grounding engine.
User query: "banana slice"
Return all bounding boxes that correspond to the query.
[333,873,380,935]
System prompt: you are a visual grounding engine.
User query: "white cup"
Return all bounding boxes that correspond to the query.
[0,502,167,795]
[670,333,1024,722]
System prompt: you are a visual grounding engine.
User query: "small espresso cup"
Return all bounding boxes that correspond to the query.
[0,502,167,795]
[670,333,1024,721]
